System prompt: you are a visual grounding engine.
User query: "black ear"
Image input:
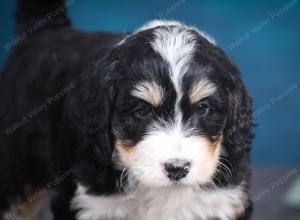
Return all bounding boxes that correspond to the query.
[223,76,254,181]
[64,64,122,193]
[220,75,254,186]
[65,66,115,164]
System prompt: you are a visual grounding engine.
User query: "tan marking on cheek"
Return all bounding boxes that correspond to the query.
[131,81,164,106]
[115,138,134,164]
[189,78,216,104]
[197,135,223,183]
[207,135,223,155]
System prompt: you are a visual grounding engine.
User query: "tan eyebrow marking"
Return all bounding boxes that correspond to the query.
[189,78,217,103]
[131,81,164,106]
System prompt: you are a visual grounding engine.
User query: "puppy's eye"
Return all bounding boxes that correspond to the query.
[195,102,209,115]
[135,104,152,118]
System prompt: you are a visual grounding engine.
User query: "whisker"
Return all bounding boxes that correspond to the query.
[215,161,232,186]
[118,167,129,192]
[219,162,232,179]
[219,156,233,170]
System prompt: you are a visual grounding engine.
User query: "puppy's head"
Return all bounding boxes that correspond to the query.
[105,21,253,188]
[70,20,253,189]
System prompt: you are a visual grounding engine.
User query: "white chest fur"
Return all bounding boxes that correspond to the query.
[71,184,247,220]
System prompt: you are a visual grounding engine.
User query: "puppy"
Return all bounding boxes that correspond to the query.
[0,0,254,219]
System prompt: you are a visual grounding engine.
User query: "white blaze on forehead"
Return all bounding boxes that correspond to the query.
[150,22,199,128]
[151,26,196,98]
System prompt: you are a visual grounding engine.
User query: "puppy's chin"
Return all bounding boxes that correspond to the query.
[115,132,222,189]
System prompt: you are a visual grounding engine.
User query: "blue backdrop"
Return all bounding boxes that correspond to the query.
[0,0,299,166]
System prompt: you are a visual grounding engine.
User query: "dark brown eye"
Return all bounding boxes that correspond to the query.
[135,104,152,118]
[195,102,209,115]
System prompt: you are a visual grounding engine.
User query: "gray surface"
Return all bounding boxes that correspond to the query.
[34,168,300,220]
[251,168,300,220]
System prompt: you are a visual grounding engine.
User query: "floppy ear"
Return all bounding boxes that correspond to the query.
[65,69,114,162]
[64,64,122,193]
[223,76,254,184]
[224,76,253,161]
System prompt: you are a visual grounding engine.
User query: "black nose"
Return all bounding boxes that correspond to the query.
[164,159,191,181]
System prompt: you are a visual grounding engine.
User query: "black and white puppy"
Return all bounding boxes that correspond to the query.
[0,1,253,220]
